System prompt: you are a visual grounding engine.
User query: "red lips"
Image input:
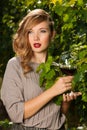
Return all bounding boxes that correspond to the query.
[34,43,41,48]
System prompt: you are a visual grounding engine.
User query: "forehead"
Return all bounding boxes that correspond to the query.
[30,21,50,30]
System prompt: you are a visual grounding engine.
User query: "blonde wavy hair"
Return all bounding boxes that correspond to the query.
[13,9,54,74]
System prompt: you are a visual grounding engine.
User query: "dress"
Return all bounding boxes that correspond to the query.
[1,57,66,130]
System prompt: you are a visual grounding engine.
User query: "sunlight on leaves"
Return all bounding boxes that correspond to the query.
[51,0,62,4]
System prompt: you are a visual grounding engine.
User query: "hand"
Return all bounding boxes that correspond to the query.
[61,91,82,114]
[63,91,82,102]
[52,76,73,96]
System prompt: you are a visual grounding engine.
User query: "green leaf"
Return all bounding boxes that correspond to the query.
[79,50,87,59]
[53,95,63,105]
[63,14,69,22]
[0,119,13,127]
[36,63,45,73]
[82,92,87,102]
[45,69,55,80]
[45,80,54,90]
[39,72,46,86]
[77,0,84,6]
[45,56,53,73]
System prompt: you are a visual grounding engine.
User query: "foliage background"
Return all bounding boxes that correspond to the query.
[0,0,87,129]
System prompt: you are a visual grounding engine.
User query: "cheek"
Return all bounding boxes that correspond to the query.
[28,35,32,42]
[42,35,51,44]
[28,36,33,46]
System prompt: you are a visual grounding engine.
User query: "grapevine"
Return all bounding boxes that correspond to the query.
[37,43,87,105]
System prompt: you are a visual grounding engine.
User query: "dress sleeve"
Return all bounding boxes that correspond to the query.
[1,57,24,123]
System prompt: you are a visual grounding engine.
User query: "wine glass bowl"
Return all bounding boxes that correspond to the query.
[59,51,77,75]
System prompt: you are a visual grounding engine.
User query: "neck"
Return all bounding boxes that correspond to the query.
[31,52,47,64]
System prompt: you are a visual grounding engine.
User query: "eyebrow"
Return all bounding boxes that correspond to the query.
[28,27,49,31]
[39,27,49,30]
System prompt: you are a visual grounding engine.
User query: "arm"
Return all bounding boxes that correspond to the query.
[24,76,73,119]
[1,58,24,123]
[1,58,73,121]
[24,87,55,118]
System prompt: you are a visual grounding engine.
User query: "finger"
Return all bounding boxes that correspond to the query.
[74,92,82,97]
[76,92,82,96]
[64,82,72,93]
[64,75,73,79]
[66,82,72,87]
[69,91,82,100]
[73,93,77,99]
[63,94,67,102]
[67,93,74,101]
[66,93,71,101]
[65,86,72,92]
[63,76,73,83]
[63,93,72,102]
[64,75,73,80]
[69,91,76,100]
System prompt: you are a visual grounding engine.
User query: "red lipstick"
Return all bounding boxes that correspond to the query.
[34,43,41,48]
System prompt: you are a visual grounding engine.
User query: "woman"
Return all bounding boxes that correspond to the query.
[1,9,81,130]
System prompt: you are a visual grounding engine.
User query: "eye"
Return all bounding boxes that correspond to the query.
[40,30,47,33]
[28,30,33,34]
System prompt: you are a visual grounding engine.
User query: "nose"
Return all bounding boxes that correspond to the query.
[34,32,39,41]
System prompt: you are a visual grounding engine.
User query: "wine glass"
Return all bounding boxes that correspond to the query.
[59,51,77,75]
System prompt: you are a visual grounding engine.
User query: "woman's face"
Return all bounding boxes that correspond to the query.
[28,21,52,54]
